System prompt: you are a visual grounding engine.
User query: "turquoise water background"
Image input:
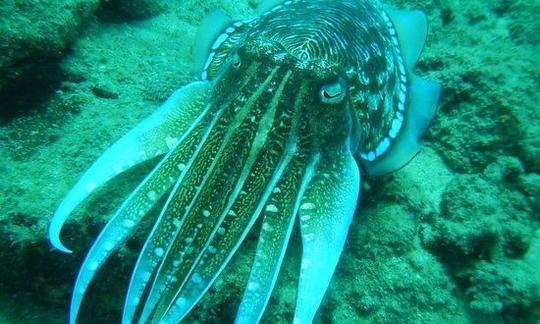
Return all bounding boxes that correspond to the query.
[0,0,539,323]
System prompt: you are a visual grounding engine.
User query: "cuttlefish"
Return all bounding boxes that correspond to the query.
[48,0,440,323]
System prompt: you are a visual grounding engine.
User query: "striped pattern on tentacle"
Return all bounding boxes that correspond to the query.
[126,65,283,323]
[293,148,360,324]
[154,76,309,324]
[235,153,319,324]
[120,107,224,324]
[50,82,211,253]
[121,63,263,324]
[69,92,215,324]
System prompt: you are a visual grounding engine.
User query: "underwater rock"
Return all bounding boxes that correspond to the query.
[518,173,540,217]
[421,174,534,260]
[482,156,525,185]
[328,249,466,323]
[460,259,540,318]
[338,148,465,322]
[519,132,540,173]
[409,0,540,174]
[96,0,169,21]
[495,0,540,46]
[353,203,418,258]
[420,169,539,320]
[371,147,454,214]
[0,0,100,113]
[90,81,119,100]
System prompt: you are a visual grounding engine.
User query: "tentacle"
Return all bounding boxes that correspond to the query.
[134,66,283,323]
[158,143,297,324]
[235,154,318,324]
[73,61,263,323]
[157,132,300,323]
[69,100,215,324]
[154,73,307,324]
[293,148,360,324]
[49,81,211,253]
[120,106,224,324]
[122,65,265,324]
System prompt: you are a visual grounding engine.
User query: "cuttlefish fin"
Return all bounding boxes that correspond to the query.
[360,8,440,176]
[69,84,214,324]
[361,74,440,176]
[385,8,428,70]
[257,0,286,14]
[293,149,360,324]
[193,10,232,74]
[49,81,210,253]
[236,155,319,324]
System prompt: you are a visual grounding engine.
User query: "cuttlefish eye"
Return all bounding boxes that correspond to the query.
[319,78,346,104]
[232,53,242,69]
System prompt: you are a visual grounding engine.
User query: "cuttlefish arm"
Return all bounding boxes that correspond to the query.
[63,82,213,324]
[235,153,319,324]
[49,81,211,253]
[131,68,299,324]
[294,148,359,323]
[236,147,359,324]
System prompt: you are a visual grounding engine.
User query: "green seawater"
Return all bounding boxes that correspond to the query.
[0,0,539,323]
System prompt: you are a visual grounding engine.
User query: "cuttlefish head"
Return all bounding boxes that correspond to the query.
[48,1,440,323]
[209,33,361,155]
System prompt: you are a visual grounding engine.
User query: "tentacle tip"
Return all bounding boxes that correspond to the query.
[69,312,78,324]
[48,235,73,254]
[54,243,73,254]
[48,223,74,254]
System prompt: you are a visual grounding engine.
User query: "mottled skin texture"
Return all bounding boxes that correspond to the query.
[208,0,407,154]
[48,0,438,323]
